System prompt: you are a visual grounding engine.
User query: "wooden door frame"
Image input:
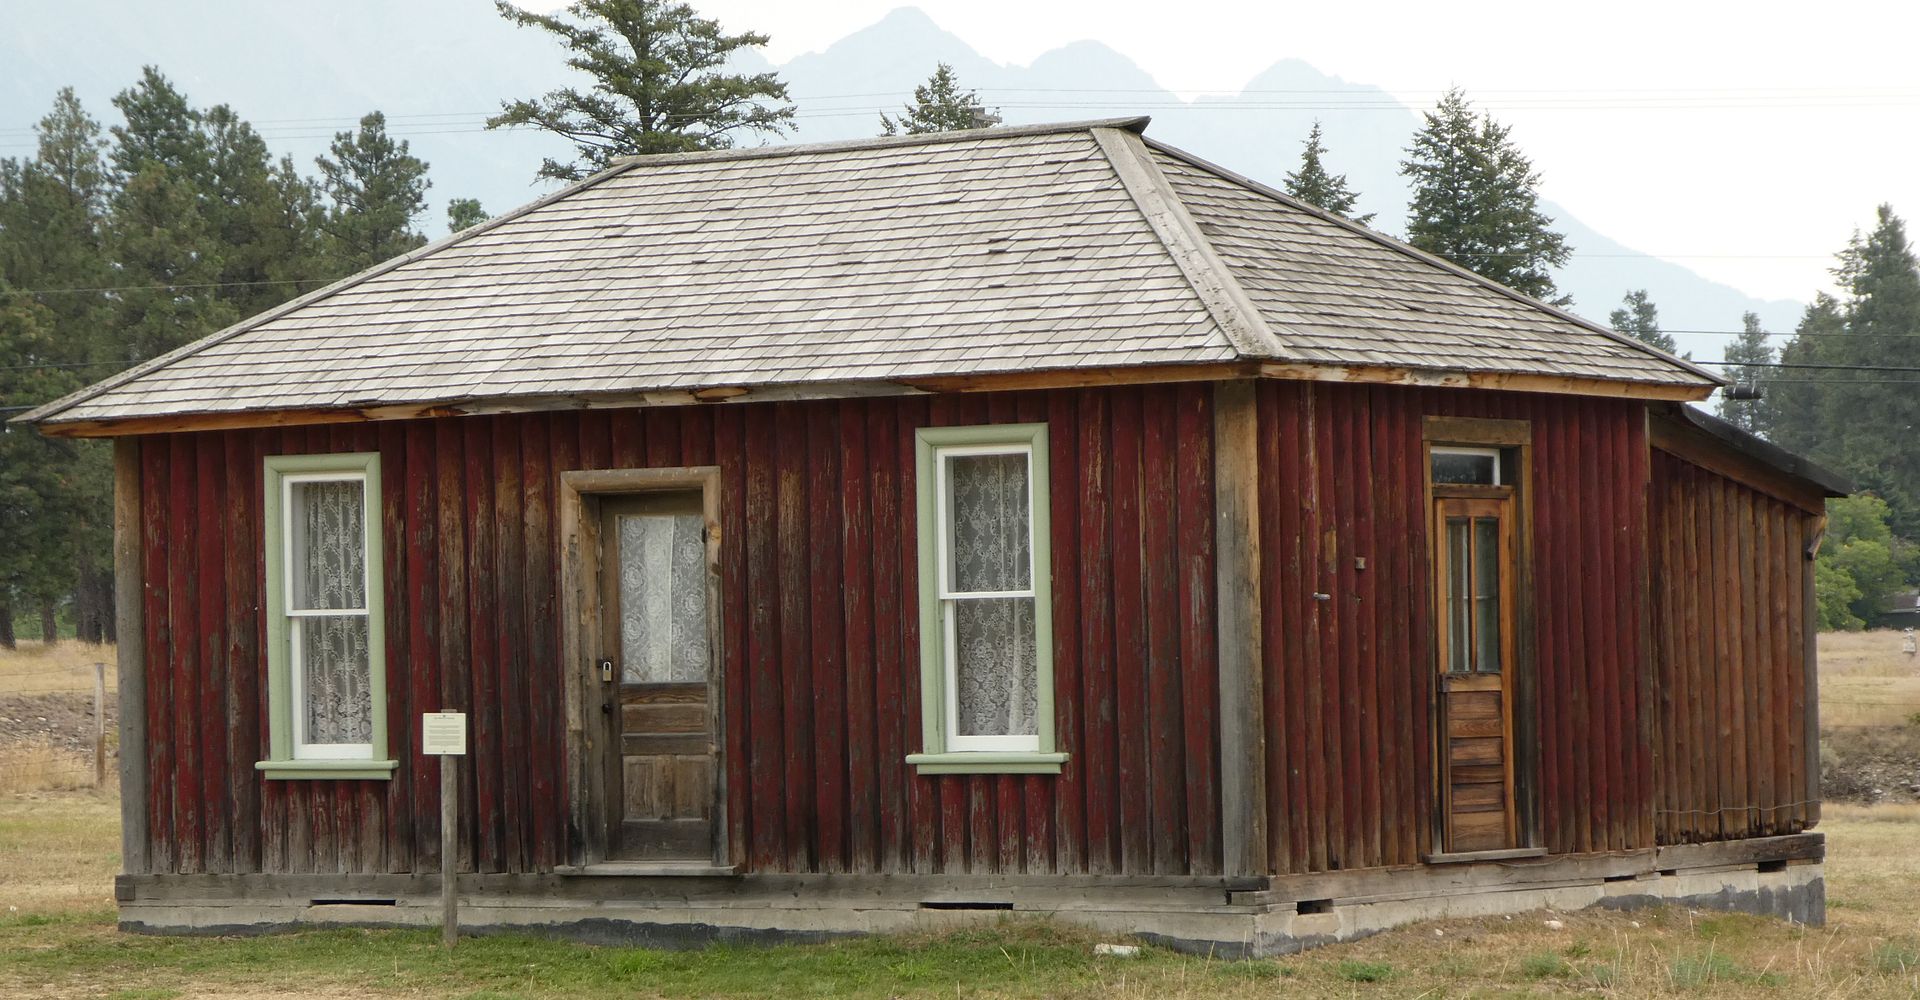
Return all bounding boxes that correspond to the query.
[1421,416,1538,858]
[559,467,726,867]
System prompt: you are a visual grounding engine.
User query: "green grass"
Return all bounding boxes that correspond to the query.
[0,919,1212,999]
[1520,950,1573,979]
[1333,959,1393,983]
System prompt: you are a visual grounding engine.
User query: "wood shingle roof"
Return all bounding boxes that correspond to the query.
[22,118,1716,432]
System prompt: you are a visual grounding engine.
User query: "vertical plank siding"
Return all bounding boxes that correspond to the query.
[127,379,1815,880]
[1254,384,1661,872]
[1648,448,1817,844]
[130,386,1222,876]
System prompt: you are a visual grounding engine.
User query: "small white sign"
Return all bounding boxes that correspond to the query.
[422,712,467,756]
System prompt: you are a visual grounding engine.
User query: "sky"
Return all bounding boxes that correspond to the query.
[522,0,1920,306]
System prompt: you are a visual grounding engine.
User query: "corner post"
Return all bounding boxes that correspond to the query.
[1803,517,1824,825]
[113,437,149,875]
[1213,380,1268,876]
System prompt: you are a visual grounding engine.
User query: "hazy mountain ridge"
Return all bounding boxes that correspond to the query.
[2,2,1801,356]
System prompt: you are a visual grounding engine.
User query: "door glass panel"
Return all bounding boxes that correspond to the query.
[1473,516,1502,673]
[1446,517,1471,673]
[617,513,709,683]
[1431,450,1499,486]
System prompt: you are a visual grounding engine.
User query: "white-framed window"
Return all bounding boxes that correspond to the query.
[1430,446,1502,486]
[258,452,395,780]
[907,424,1064,774]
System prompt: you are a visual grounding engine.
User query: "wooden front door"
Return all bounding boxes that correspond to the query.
[599,492,716,861]
[1433,494,1520,854]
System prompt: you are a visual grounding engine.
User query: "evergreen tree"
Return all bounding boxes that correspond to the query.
[0,291,80,647]
[1821,206,1920,537]
[1281,120,1373,225]
[0,90,114,643]
[447,197,489,232]
[1608,289,1679,354]
[106,70,237,364]
[1400,88,1571,304]
[201,106,331,316]
[489,0,795,180]
[879,63,996,136]
[1763,293,1844,458]
[315,112,430,273]
[1717,312,1774,435]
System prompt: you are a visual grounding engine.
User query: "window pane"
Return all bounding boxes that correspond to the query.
[948,452,1031,593]
[617,513,710,683]
[1431,451,1497,486]
[952,596,1038,737]
[1447,517,1470,673]
[1473,517,1502,673]
[290,479,366,611]
[300,615,372,744]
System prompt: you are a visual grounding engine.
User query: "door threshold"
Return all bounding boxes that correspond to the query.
[559,861,740,877]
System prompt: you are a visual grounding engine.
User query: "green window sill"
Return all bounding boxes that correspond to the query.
[256,759,400,781]
[905,752,1068,775]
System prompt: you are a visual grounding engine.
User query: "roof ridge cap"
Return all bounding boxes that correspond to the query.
[1090,127,1288,361]
[16,160,647,427]
[1136,136,1723,387]
[609,117,1152,168]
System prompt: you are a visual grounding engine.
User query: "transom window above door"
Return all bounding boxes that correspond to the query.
[907,424,1065,775]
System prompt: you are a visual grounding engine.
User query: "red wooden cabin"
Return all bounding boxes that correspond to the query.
[21,119,1844,954]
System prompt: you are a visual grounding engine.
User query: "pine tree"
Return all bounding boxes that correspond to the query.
[1717,312,1775,435]
[315,112,430,273]
[1764,293,1843,458]
[1400,88,1571,304]
[106,70,237,364]
[1281,120,1374,225]
[1822,206,1920,537]
[879,63,997,136]
[0,90,114,644]
[489,0,795,180]
[202,106,331,316]
[447,197,489,232]
[1608,289,1679,354]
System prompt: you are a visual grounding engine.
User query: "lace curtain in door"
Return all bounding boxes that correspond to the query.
[948,453,1037,737]
[291,480,373,745]
[618,514,710,683]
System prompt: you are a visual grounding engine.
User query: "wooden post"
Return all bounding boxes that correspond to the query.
[442,750,457,947]
[93,662,107,787]
[113,438,148,873]
[1213,380,1269,877]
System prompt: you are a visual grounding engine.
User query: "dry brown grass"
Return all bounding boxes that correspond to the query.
[0,787,118,915]
[0,789,1914,997]
[1819,630,1920,728]
[0,641,116,696]
[0,739,101,795]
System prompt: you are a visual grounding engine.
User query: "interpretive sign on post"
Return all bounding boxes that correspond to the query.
[424,711,467,947]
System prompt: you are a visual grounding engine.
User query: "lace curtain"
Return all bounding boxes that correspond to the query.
[618,514,709,683]
[948,453,1037,737]
[291,480,373,745]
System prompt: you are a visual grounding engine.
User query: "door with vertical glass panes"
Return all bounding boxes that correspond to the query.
[1430,447,1520,854]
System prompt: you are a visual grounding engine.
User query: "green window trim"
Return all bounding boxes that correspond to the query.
[912,423,1063,776]
[259,452,394,781]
